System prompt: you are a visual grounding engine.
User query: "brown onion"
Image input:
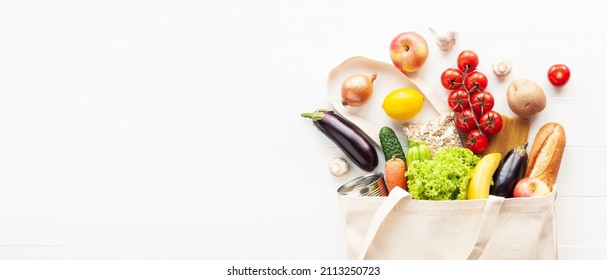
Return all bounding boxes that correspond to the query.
[341,73,376,107]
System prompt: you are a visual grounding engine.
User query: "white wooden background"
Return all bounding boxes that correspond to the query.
[0,0,604,259]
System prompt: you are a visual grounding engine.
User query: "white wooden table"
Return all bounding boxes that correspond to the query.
[0,0,604,259]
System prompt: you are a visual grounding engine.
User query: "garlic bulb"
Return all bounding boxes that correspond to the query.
[429,27,458,52]
[329,157,349,177]
[492,59,512,77]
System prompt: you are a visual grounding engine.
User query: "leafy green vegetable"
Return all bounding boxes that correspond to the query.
[407,147,480,200]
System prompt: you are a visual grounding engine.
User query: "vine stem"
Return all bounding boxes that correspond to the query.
[462,78,484,142]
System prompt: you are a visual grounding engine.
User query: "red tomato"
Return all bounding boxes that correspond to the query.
[464,71,488,93]
[479,111,503,135]
[470,91,494,115]
[440,68,464,90]
[447,89,470,112]
[457,50,479,72]
[466,129,488,154]
[455,109,477,132]
[547,64,570,87]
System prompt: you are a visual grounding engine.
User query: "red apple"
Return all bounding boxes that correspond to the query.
[390,32,429,73]
[513,178,551,198]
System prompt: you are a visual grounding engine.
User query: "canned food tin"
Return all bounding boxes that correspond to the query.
[337,172,388,197]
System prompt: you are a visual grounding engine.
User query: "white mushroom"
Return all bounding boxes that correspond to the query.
[329,157,349,177]
[492,59,513,77]
[429,27,458,52]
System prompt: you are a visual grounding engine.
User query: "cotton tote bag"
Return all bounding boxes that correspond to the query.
[338,186,558,260]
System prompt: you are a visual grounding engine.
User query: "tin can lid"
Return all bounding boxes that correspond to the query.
[337,172,384,196]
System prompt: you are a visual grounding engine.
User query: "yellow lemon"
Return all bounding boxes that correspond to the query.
[382,88,424,120]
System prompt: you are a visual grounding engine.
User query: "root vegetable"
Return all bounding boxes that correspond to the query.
[429,27,458,52]
[507,79,546,118]
[385,156,407,192]
[341,73,376,107]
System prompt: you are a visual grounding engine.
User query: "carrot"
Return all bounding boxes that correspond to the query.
[385,156,407,192]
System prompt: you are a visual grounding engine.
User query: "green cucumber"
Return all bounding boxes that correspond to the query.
[379,126,406,162]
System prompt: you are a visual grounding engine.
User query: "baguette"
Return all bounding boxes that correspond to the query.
[525,122,566,190]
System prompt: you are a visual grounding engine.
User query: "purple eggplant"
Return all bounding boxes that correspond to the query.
[490,143,528,198]
[301,109,378,172]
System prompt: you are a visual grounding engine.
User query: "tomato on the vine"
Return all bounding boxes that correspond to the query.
[457,50,479,72]
[547,64,570,87]
[466,129,488,154]
[464,71,488,93]
[440,68,464,90]
[455,109,477,132]
[447,89,470,112]
[479,111,503,135]
[470,91,494,115]
[440,50,503,154]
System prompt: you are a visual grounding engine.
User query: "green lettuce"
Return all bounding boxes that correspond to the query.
[407,147,480,200]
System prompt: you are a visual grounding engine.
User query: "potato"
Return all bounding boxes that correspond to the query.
[506,79,546,118]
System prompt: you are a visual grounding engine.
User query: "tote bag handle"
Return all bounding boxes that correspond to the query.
[358,187,505,260]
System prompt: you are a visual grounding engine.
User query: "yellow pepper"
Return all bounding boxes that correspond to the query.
[467,153,502,200]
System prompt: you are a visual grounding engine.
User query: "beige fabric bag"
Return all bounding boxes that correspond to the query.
[338,186,558,260]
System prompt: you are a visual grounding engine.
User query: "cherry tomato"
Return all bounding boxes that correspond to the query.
[547,64,570,87]
[455,109,477,133]
[466,129,488,154]
[464,71,488,93]
[440,68,464,90]
[457,50,479,72]
[479,111,503,135]
[447,89,470,112]
[470,91,494,115]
